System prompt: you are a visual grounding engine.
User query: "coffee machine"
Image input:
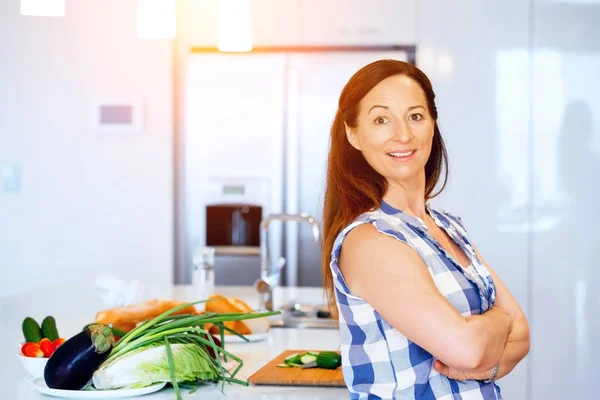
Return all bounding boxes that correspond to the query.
[194,177,278,286]
[205,203,261,247]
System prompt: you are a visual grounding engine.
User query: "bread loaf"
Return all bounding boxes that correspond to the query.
[95,299,198,333]
[205,295,270,335]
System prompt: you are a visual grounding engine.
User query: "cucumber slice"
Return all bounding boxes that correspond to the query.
[277,363,291,368]
[284,354,302,365]
[300,354,317,364]
[307,351,319,356]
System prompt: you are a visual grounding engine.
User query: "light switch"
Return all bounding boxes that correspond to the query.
[2,165,21,193]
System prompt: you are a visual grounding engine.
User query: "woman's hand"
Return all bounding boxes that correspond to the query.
[433,359,493,381]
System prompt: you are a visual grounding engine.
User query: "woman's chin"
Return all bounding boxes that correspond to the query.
[383,168,425,187]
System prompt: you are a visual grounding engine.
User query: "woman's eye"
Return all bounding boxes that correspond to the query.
[374,116,389,125]
[410,113,424,121]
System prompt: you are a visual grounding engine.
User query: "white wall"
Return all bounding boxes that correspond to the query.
[0,0,174,297]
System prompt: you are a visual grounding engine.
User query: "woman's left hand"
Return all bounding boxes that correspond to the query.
[433,360,492,381]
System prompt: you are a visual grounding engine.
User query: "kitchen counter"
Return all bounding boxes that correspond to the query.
[0,283,349,399]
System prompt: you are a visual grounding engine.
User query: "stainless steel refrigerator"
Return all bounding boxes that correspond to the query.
[182,48,412,287]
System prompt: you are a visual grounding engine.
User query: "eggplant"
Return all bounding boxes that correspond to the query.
[44,324,115,390]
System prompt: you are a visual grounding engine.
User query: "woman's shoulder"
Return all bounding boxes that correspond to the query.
[331,208,418,259]
[345,208,416,236]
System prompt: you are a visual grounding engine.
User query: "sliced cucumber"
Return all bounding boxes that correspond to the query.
[284,353,302,365]
[282,351,342,369]
[300,354,317,364]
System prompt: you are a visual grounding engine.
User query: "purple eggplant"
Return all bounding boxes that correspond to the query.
[44,324,115,390]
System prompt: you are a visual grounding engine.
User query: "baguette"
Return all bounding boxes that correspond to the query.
[95,299,198,333]
[205,295,269,335]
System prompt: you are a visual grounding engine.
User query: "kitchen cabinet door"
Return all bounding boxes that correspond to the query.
[251,0,302,46]
[300,0,417,46]
[529,2,600,399]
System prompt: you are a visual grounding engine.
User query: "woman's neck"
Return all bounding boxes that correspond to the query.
[383,174,428,220]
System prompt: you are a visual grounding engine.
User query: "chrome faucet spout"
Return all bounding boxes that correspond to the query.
[255,213,321,311]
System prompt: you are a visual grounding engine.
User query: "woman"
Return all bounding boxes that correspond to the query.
[322,59,530,399]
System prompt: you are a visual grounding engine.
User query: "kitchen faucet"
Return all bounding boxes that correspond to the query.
[254,213,321,311]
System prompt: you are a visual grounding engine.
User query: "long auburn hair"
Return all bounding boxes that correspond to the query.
[321,59,449,313]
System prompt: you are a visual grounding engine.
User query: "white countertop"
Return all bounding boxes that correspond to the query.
[0,284,349,399]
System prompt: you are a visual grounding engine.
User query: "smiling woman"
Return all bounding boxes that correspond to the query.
[321,60,529,400]
[344,74,440,194]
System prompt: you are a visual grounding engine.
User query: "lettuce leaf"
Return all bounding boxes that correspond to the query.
[92,342,218,390]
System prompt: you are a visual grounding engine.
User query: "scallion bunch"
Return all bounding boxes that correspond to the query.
[94,300,279,399]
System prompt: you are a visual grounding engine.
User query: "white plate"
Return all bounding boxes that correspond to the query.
[223,332,269,343]
[32,378,167,398]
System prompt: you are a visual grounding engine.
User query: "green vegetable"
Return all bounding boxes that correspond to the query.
[22,317,43,343]
[281,351,342,370]
[276,363,291,368]
[284,353,302,366]
[164,337,182,400]
[93,341,218,391]
[316,351,342,369]
[91,299,280,398]
[300,354,316,364]
[41,316,59,341]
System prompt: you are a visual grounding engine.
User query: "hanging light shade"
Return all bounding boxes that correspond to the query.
[21,0,66,16]
[218,0,253,52]
[137,0,176,39]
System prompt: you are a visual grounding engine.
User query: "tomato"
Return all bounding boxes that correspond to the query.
[52,338,66,348]
[22,342,44,358]
[39,338,56,358]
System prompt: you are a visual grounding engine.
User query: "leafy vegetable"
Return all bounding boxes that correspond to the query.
[92,342,218,390]
[91,299,279,396]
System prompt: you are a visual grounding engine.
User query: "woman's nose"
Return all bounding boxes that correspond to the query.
[392,122,413,142]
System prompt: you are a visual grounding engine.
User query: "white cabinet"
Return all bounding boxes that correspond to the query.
[184,0,302,48]
[181,0,220,47]
[529,3,600,399]
[251,0,302,46]
[299,0,417,45]
[183,0,416,48]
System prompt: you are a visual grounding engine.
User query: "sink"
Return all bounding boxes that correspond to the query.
[269,303,338,329]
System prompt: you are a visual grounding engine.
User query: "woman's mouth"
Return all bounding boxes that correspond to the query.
[387,150,416,161]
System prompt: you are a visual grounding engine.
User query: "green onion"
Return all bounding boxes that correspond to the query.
[98,299,280,396]
[164,336,182,400]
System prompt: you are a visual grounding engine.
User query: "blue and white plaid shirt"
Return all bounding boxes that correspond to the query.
[330,200,501,400]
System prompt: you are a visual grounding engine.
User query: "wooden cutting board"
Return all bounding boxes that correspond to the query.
[248,349,345,387]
